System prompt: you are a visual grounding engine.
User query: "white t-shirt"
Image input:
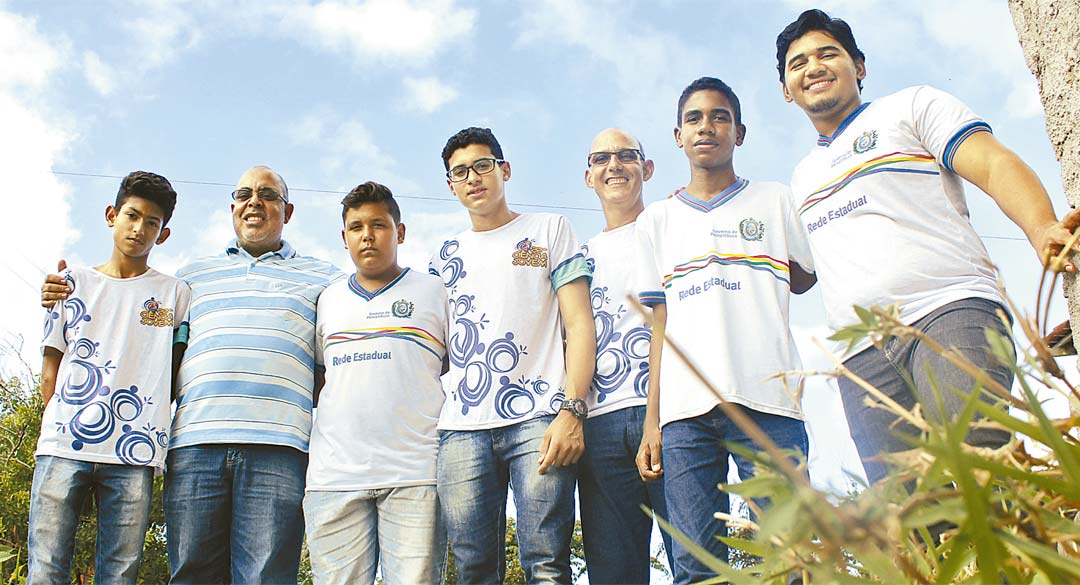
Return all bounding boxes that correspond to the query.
[37,266,191,469]
[308,269,448,491]
[789,85,1004,356]
[429,213,591,430]
[636,180,812,427]
[582,223,651,417]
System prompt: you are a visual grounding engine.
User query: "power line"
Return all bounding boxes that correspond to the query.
[50,170,1033,241]
[52,170,604,213]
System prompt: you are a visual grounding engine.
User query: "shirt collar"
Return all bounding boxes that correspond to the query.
[226,239,297,261]
[817,101,871,147]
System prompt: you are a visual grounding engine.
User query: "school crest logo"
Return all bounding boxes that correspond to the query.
[739,218,765,241]
[511,238,548,268]
[139,297,174,327]
[852,130,878,154]
[391,299,415,318]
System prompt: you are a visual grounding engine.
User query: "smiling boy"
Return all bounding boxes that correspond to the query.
[29,171,190,585]
[633,78,815,583]
[304,182,448,584]
[430,127,595,582]
[776,9,1078,483]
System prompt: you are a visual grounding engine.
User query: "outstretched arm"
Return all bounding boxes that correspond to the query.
[951,131,1080,271]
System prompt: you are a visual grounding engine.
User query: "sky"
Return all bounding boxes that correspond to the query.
[0,0,1074,550]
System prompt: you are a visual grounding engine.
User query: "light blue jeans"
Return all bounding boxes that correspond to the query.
[163,444,307,584]
[437,415,577,584]
[839,298,1014,484]
[304,485,446,584]
[27,455,154,585]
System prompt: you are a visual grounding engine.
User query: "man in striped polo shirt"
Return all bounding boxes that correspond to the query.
[163,166,340,583]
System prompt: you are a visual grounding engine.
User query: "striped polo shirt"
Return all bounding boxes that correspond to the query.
[171,240,342,452]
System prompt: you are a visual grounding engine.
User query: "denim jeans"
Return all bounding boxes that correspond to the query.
[437,415,577,584]
[839,298,1014,484]
[662,405,808,585]
[579,405,673,584]
[163,444,307,584]
[304,485,447,584]
[27,455,154,585]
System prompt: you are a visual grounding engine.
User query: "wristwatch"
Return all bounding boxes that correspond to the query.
[560,398,589,420]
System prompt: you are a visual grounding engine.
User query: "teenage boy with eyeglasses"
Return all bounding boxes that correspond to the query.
[633,78,816,584]
[577,128,674,584]
[776,9,1079,484]
[429,127,596,582]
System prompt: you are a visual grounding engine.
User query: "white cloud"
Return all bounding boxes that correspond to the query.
[402,76,459,114]
[0,10,77,378]
[82,50,115,96]
[122,0,202,71]
[282,0,476,64]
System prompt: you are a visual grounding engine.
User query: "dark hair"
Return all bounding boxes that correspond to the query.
[676,77,743,126]
[441,127,504,170]
[115,171,178,226]
[341,181,401,225]
[776,9,865,90]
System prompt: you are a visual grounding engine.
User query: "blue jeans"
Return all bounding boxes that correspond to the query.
[579,405,673,584]
[839,298,1014,484]
[662,405,808,585]
[27,455,154,585]
[304,486,447,584]
[437,416,577,584]
[164,444,307,584]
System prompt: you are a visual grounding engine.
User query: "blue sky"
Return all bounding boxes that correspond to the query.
[0,0,1072,498]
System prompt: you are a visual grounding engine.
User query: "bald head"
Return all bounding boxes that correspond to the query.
[232,165,294,257]
[585,128,653,230]
[588,128,643,157]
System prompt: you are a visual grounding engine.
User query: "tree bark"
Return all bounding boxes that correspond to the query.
[1009,0,1080,408]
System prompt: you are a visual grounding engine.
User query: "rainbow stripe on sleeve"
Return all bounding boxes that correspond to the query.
[663,252,791,288]
[325,326,446,359]
[798,151,939,215]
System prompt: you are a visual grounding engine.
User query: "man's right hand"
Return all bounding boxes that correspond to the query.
[41,259,71,309]
[635,420,663,482]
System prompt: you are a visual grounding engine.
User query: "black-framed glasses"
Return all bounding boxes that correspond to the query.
[587,149,643,167]
[446,158,505,183]
[231,187,288,204]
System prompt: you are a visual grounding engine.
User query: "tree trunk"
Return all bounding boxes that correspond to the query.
[1009,0,1080,410]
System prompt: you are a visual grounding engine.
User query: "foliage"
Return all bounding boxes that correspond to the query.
[0,375,171,584]
[654,299,1080,584]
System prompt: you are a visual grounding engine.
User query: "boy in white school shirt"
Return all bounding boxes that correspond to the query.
[30,171,190,585]
[305,182,448,584]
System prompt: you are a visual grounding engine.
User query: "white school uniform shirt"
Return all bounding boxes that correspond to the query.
[429,213,592,431]
[308,269,448,491]
[582,223,651,417]
[789,85,1005,357]
[636,180,812,427]
[38,266,191,469]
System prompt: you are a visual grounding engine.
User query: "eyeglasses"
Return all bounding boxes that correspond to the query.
[231,187,288,204]
[446,158,505,183]
[587,149,643,167]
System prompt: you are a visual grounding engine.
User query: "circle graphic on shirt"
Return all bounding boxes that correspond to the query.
[438,241,467,288]
[449,318,484,368]
[391,299,415,318]
[594,349,631,402]
[115,424,156,465]
[623,326,651,360]
[110,385,144,422]
[739,218,765,242]
[589,286,607,311]
[68,402,115,450]
[61,339,114,405]
[494,377,536,419]
[62,297,92,341]
[485,333,522,373]
[633,363,649,398]
[451,294,474,317]
[852,130,878,154]
[457,361,492,415]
